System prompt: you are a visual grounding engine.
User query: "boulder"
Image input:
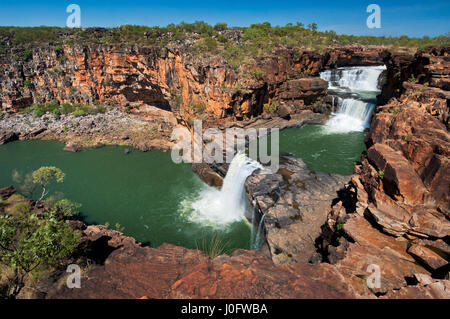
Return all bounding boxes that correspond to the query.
[334,215,428,296]
[408,207,450,238]
[367,143,427,205]
[63,142,84,153]
[324,45,386,68]
[364,188,450,238]
[381,280,450,299]
[0,131,18,145]
[0,186,16,200]
[365,113,393,146]
[408,244,448,271]
[276,103,292,119]
[170,251,356,299]
[191,163,223,188]
[246,155,350,264]
[421,154,450,210]
[278,78,328,105]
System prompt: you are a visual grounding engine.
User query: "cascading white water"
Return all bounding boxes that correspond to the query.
[320,65,386,133]
[184,153,264,226]
[325,99,376,132]
[320,65,386,92]
[250,213,265,250]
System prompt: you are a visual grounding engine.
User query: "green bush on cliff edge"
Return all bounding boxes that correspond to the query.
[0,24,448,61]
[0,167,80,299]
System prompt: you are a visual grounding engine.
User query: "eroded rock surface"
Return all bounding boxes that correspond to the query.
[0,110,175,150]
[246,155,350,265]
[319,47,450,298]
[48,225,356,299]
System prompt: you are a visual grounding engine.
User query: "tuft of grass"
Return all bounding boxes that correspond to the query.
[9,201,32,216]
[190,102,206,115]
[196,233,229,259]
[407,74,416,83]
[5,193,27,204]
[263,101,279,114]
[115,223,125,232]
[334,223,344,244]
[4,194,31,216]
[61,103,76,114]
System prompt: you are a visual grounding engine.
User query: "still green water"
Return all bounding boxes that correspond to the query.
[0,125,364,251]
[262,125,366,175]
[0,140,252,252]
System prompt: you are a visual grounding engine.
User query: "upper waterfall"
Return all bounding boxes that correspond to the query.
[182,153,263,226]
[320,65,386,133]
[320,65,386,92]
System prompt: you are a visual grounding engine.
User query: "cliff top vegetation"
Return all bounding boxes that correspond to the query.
[0,22,448,66]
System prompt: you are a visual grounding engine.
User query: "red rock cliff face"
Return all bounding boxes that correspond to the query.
[320,47,449,297]
[0,44,387,123]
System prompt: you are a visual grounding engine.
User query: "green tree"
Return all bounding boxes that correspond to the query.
[308,23,318,31]
[213,22,228,31]
[22,49,33,61]
[32,167,65,207]
[0,212,80,298]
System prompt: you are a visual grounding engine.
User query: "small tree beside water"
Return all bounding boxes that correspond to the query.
[0,166,80,299]
[32,166,65,207]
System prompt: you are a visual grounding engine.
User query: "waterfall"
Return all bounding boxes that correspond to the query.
[331,96,335,113]
[320,65,386,133]
[320,65,386,92]
[251,213,265,250]
[185,152,263,226]
[325,99,376,132]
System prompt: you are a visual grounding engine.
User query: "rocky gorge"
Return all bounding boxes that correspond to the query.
[0,27,449,299]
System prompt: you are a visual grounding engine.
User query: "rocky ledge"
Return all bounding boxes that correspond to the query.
[46,225,356,299]
[0,198,354,300]
[317,47,450,297]
[0,109,176,151]
[246,155,350,265]
[41,212,450,299]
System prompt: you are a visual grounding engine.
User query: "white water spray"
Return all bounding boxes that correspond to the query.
[184,153,264,227]
[320,65,386,92]
[325,99,376,132]
[320,65,386,133]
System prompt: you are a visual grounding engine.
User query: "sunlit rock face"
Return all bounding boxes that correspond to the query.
[0,41,387,125]
[318,46,450,297]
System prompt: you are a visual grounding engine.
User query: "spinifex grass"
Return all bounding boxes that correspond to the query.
[196,233,230,259]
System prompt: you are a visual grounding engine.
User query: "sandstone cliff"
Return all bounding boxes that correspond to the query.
[319,46,449,297]
[0,41,386,125]
[1,31,449,298]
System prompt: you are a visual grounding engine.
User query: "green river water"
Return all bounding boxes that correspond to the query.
[277,125,366,175]
[0,140,252,252]
[0,125,365,251]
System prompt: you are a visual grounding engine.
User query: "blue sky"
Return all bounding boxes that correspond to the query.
[0,0,449,37]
